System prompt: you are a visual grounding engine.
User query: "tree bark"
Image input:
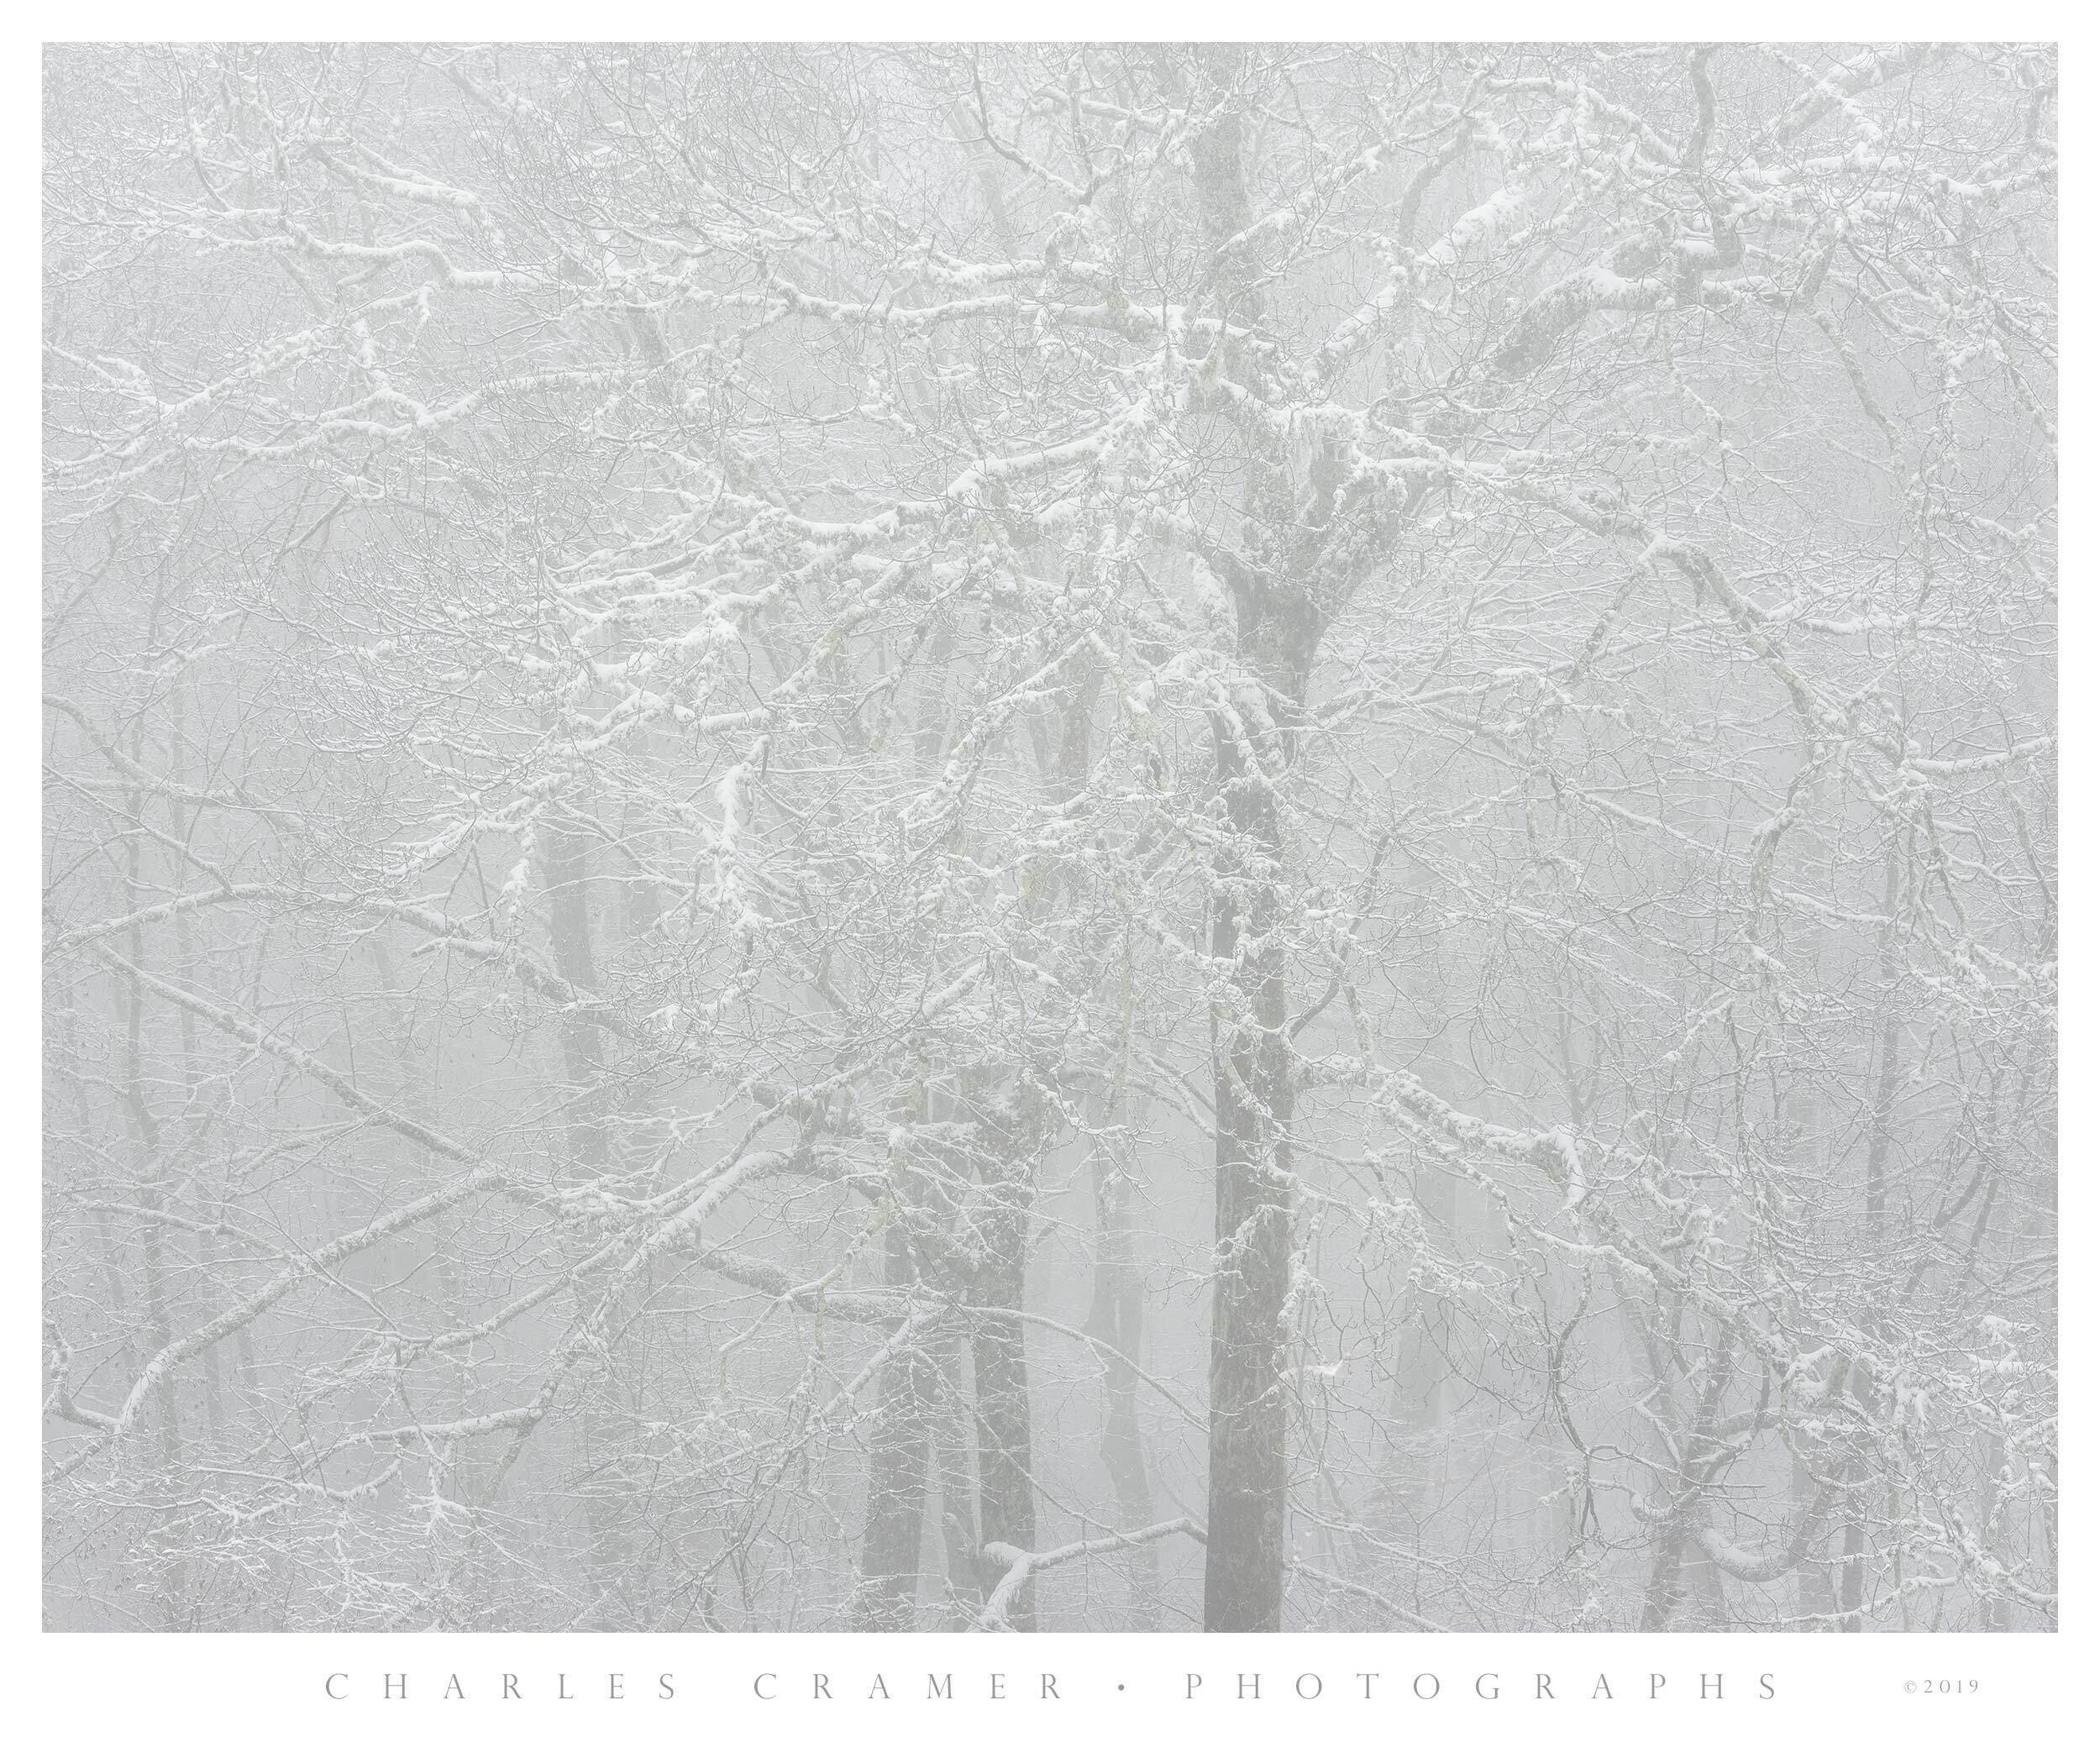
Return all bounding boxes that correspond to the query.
[970,1136,1038,1629]
[853,1210,935,1629]
[1201,609,1315,1632]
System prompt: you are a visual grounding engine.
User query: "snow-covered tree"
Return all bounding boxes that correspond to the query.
[45,41,2054,1632]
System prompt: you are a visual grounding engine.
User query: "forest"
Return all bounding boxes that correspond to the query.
[42,41,2056,1632]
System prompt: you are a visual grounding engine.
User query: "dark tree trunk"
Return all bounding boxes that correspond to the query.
[970,1145,1037,1629]
[1201,605,1317,1633]
[931,1327,982,1625]
[853,1213,935,1629]
[1085,1141,1156,1572]
[1201,779,1296,1629]
[1640,1328,1739,1629]
[1182,60,1342,1633]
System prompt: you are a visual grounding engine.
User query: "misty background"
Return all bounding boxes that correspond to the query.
[43,42,2055,1632]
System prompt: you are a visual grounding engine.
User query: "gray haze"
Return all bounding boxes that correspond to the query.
[42,42,2056,1633]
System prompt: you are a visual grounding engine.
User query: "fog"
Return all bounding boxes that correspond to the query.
[43,42,2055,1633]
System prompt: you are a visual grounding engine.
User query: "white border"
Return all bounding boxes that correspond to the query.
[13,10,2086,1738]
